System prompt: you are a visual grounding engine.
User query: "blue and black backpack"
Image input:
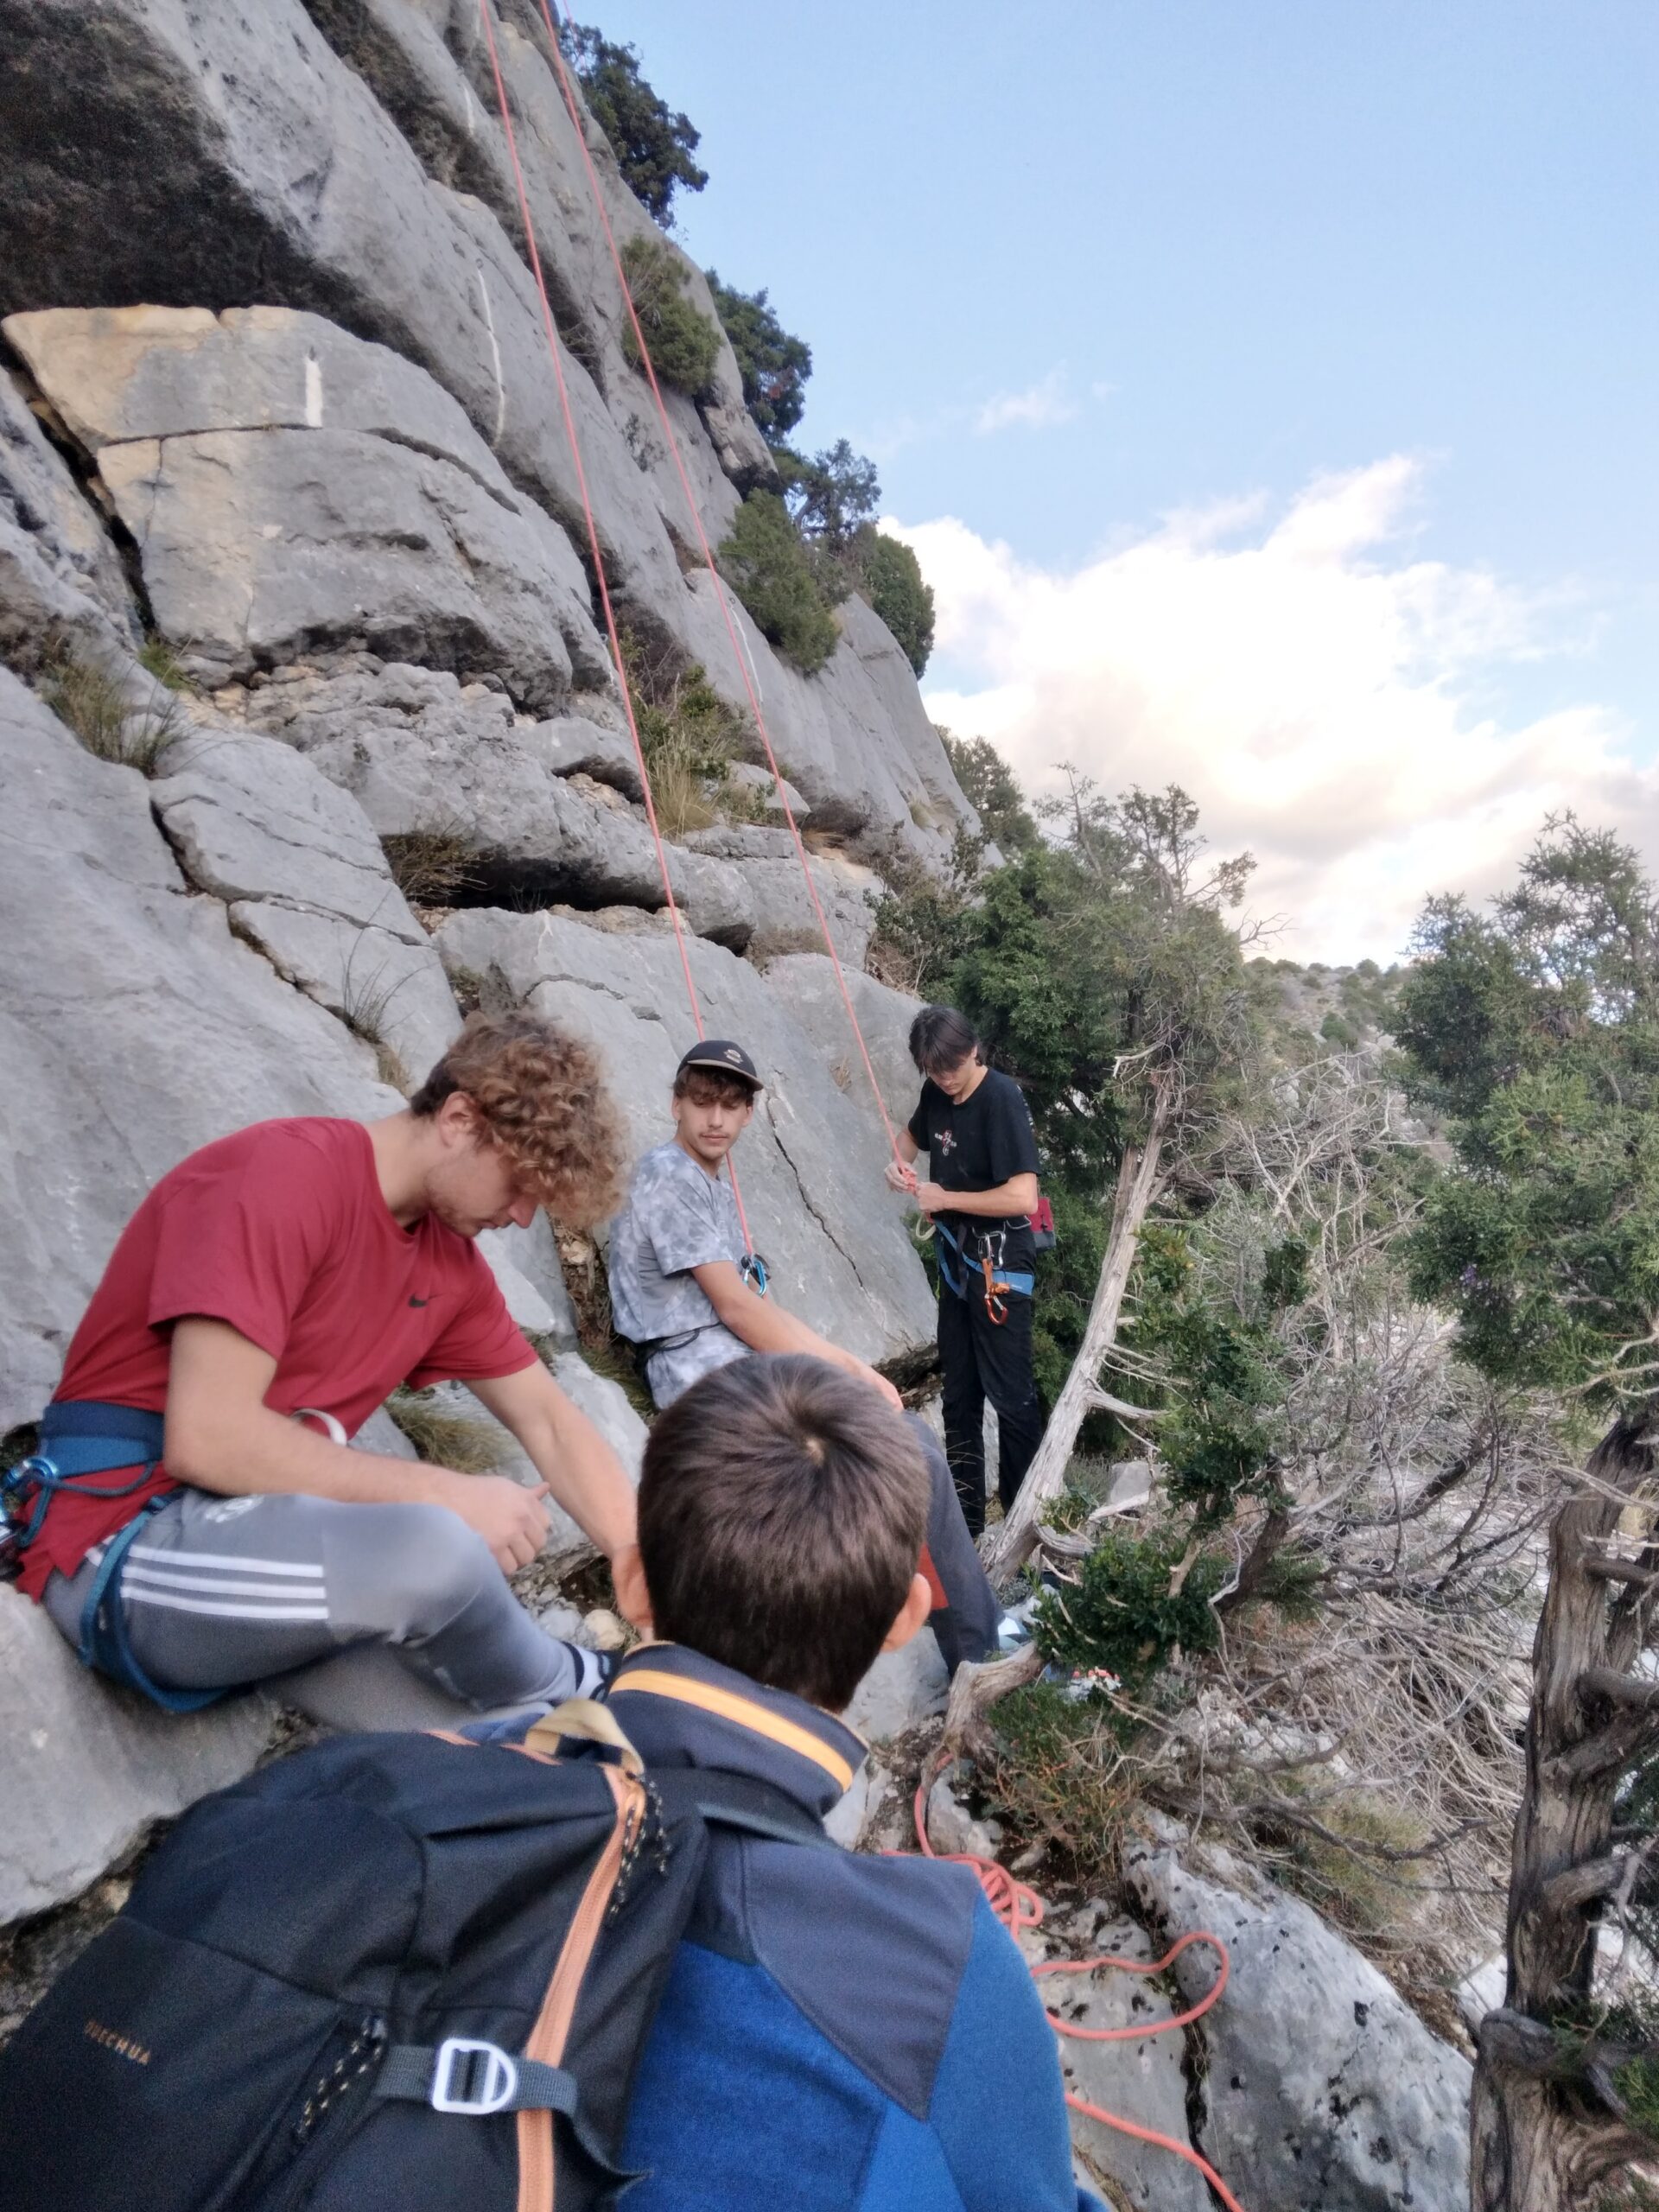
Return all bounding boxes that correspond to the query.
[0,1705,826,2211]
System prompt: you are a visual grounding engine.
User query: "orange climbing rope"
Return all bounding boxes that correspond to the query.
[480,17,1245,2200]
[533,0,908,1173]
[911,1780,1249,2212]
[474,0,757,1257]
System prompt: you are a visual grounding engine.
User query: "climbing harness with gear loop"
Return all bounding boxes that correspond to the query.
[0,1402,225,1713]
[931,1219,1035,1325]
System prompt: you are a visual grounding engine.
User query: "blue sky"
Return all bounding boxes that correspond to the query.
[603,2,1657,957]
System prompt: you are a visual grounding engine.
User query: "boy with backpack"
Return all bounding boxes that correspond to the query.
[1,1354,1101,2212]
[608,1039,1003,1671]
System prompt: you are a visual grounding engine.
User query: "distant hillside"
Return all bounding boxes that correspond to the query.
[1247,956,1407,1052]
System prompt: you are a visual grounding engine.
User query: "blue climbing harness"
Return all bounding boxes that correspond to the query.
[0,1402,226,1713]
[932,1221,1034,1325]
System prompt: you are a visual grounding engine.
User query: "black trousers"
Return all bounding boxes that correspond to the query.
[938,1283,1045,1538]
[910,1416,1001,1671]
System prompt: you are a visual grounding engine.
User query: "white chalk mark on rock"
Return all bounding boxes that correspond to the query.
[474,264,507,448]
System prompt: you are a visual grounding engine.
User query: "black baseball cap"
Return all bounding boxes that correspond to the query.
[675,1038,762,1091]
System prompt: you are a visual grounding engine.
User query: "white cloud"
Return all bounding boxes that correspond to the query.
[890,460,1656,963]
[973,367,1080,435]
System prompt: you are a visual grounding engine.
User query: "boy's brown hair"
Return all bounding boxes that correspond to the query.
[638,1355,929,1711]
[410,1010,623,1228]
[672,1065,756,1110]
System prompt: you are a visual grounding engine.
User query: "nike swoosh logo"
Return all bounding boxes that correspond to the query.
[409,1295,429,1307]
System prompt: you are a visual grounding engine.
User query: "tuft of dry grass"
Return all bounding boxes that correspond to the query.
[339,948,413,1095]
[382,821,480,908]
[137,636,194,693]
[41,652,183,775]
[977,1681,1147,1881]
[645,751,716,839]
[386,1389,509,1473]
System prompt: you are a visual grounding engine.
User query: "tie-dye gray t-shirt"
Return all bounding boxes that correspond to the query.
[607,1140,749,1407]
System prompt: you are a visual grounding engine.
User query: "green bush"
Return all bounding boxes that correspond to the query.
[716,490,839,674]
[978,1681,1141,1875]
[780,439,880,554]
[622,635,750,836]
[859,532,935,675]
[940,730,1039,852]
[559,23,707,225]
[1034,1523,1224,1691]
[707,274,810,445]
[618,236,721,396]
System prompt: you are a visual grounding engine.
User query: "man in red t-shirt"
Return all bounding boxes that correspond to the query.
[16,1012,639,1719]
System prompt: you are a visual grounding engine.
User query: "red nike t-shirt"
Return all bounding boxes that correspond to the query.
[20,1116,536,1599]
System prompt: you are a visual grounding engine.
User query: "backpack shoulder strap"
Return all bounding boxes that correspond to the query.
[654,1767,837,1851]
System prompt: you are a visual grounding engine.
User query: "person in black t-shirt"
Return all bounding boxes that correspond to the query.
[885,1005,1046,1537]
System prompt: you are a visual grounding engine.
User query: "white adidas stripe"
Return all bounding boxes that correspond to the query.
[119,1586,331,1622]
[124,1545,325,1578]
[121,1561,331,1603]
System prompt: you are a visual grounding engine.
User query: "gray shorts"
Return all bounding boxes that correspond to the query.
[42,1485,605,1716]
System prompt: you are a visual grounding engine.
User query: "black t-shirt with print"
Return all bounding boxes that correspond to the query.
[907,1068,1041,1273]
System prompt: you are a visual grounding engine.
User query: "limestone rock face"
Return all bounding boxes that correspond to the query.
[0,369,139,676]
[685,828,880,966]
[763,956,924,1131]
[243,659,874,960]
[7,307,610,705]
[0,0,691,633]
[149,725,461,1080]
[0,1587,275,1924]
[839,1633,950,1744]
[301,0,772,515]
[679,577,972,863]
[1124,1830,1472,2212]
[1041,1903,1211,2212]
[433,907,936,1365]
[0,0,982,856]
[0,667,400,1433]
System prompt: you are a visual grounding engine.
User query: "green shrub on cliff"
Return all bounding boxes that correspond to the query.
[858,532,935,675]
[618,237,721,396]
[707,275,811,445]
[559,23,707,225]
[717,491,840,675]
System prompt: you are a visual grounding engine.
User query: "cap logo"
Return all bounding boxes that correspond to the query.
[725,1048,742,1063]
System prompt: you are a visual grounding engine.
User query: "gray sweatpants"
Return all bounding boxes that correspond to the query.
[41,1486,604,1716]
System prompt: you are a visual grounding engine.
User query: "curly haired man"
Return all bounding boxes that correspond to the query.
[10,1014,640,1721]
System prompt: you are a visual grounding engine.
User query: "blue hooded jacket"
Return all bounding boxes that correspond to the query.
[580,1642,1102,2212]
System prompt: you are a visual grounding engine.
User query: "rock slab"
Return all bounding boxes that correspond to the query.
[0,1586,273,1924]
[1125,1828,1472,2212]
[434,907,936,1367]
[7,306,609,707]
[1041,1902,1211,2212]
[0,666,400,1433]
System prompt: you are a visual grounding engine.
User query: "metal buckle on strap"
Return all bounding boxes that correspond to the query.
[430,2037,518,2116]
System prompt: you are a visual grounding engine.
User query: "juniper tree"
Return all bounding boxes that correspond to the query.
[974,777,1257,1580]
[1398,816,1659,2212]
[558,22,707,224]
